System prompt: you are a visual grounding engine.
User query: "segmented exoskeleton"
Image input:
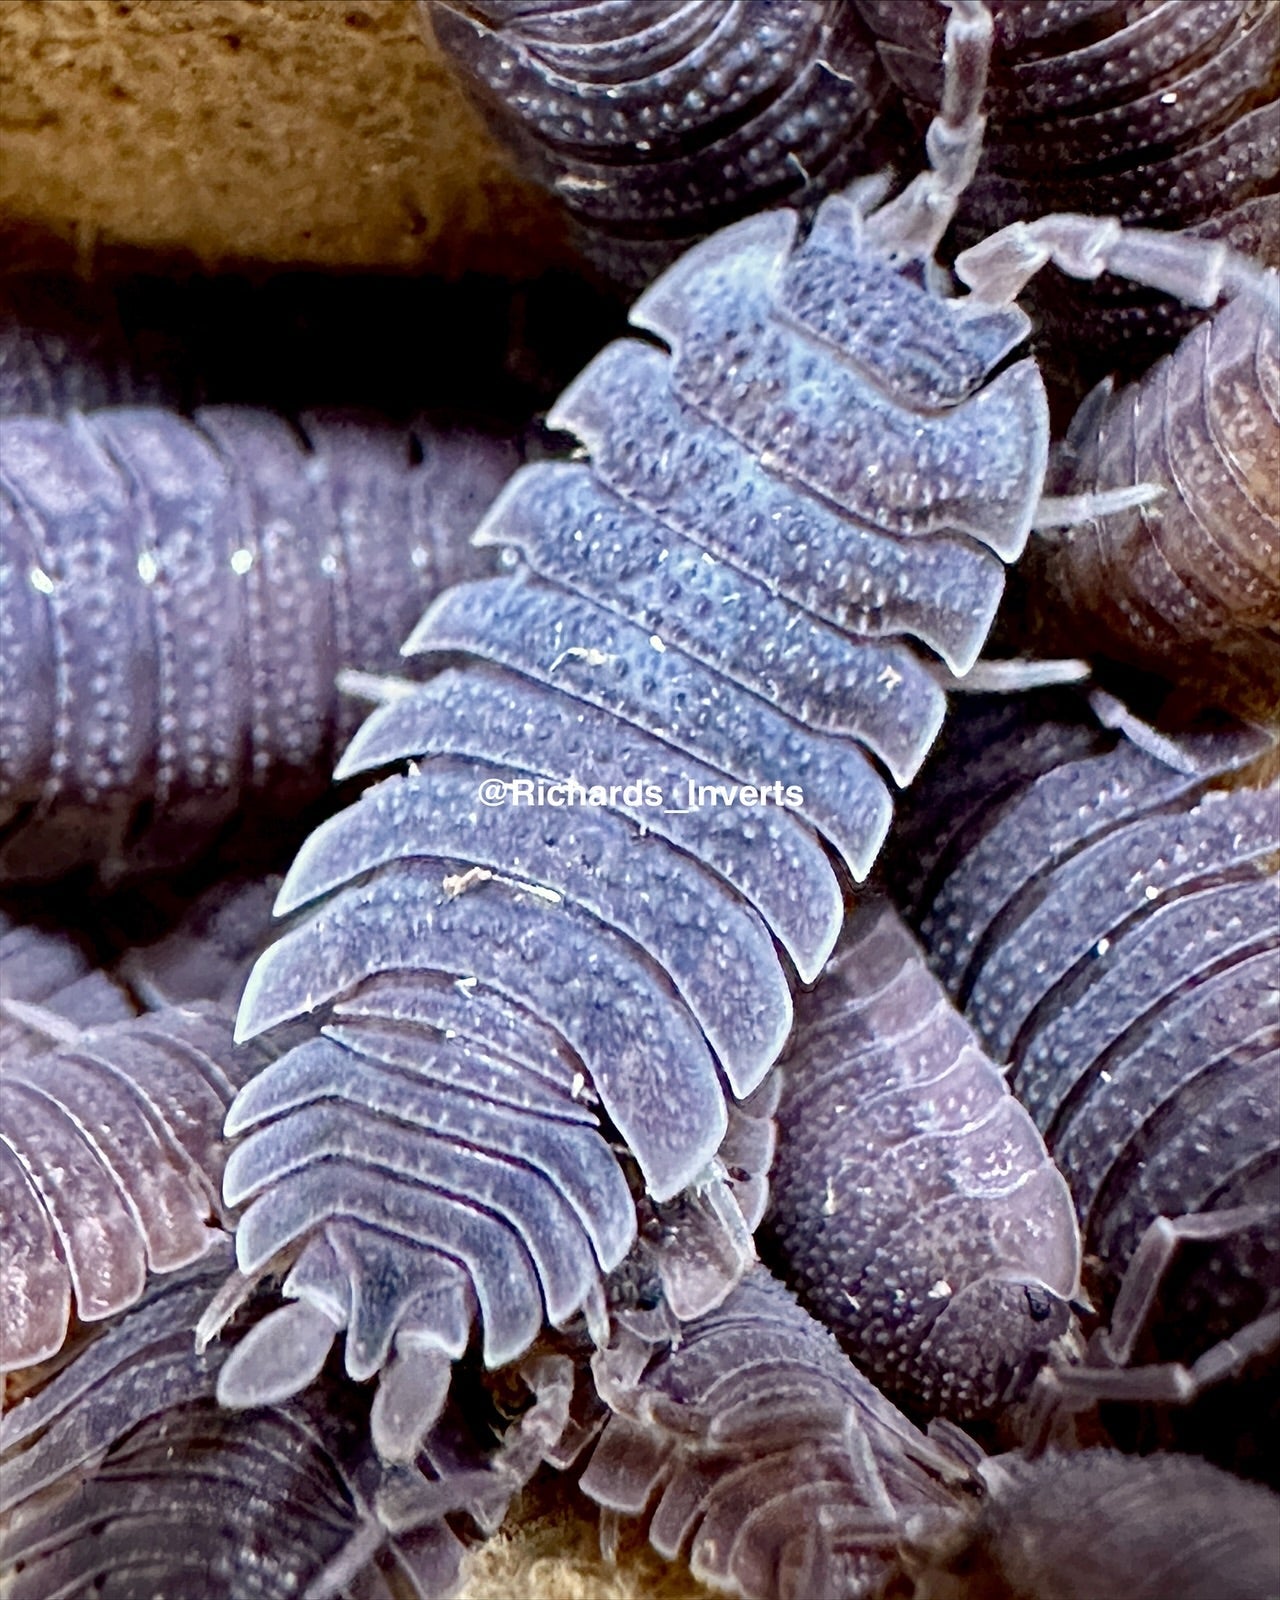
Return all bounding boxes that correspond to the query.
[0,1246,570,1600]
[0,405,515,883]
[425,0,898,290]
[1033,265,1280,722]
[216,0,1263,1459]
[5,1402,404,1600]
[2,1251,241,1516]
[891,690,1279,1477]
[765,897,1081,1421]
[0,1002,271,1371]
[0,910,134,1064]
[0,278,173,420]
[857,0,1280,376]
[579,1266,964,1600]
[906,1447,1280,1600]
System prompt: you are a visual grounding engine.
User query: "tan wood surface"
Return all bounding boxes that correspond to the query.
[0,0,571,276]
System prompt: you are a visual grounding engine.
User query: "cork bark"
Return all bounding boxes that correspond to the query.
[0,0,571,276]
[462,1475,717,1600]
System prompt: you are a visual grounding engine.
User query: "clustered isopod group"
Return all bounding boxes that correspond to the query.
[1,3,1278,1597]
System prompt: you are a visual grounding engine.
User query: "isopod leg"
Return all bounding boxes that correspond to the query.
[1097,1205,1276,1370]
[1182,1310,1280,1395]
[1023,1206,1279,1442]
[1046,1309,1280,1411]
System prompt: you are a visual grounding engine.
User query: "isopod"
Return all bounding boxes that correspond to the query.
[893,688,1279,1477]
[765,896,1081,1421]
[905,1446,1280,1600]
[425,0,896,289]
[0,1244,570,1599]
[580,1264,964,1600]
[0,404,515,883]
[1031,263,1280,721]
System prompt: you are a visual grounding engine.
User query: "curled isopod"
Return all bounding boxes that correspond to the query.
[765,896,1081,1421]
[425,0,899,288]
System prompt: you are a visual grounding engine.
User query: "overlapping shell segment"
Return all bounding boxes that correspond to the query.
[0,1001,270,1373]
[0,404,514,882]
[222,177,1047,1424]
[0,910,134,1064]
[1036,268,1280,721]
[0,1245,565,1599]
[891,690,1279,1476]
[426,0,896,287]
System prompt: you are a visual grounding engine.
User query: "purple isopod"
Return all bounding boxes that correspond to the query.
[0,1243,571,1598]
[580,1265,965,1600]
[894,687,1279,1478]
[1033,265,1280,721]
[0,1002,272,1371]
[425,0,897,289]
[766,896,1081,1421]
[0,404,516,884]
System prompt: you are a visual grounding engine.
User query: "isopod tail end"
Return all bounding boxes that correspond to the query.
[216,1298,342,1409]
[370,1346,453,1465]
